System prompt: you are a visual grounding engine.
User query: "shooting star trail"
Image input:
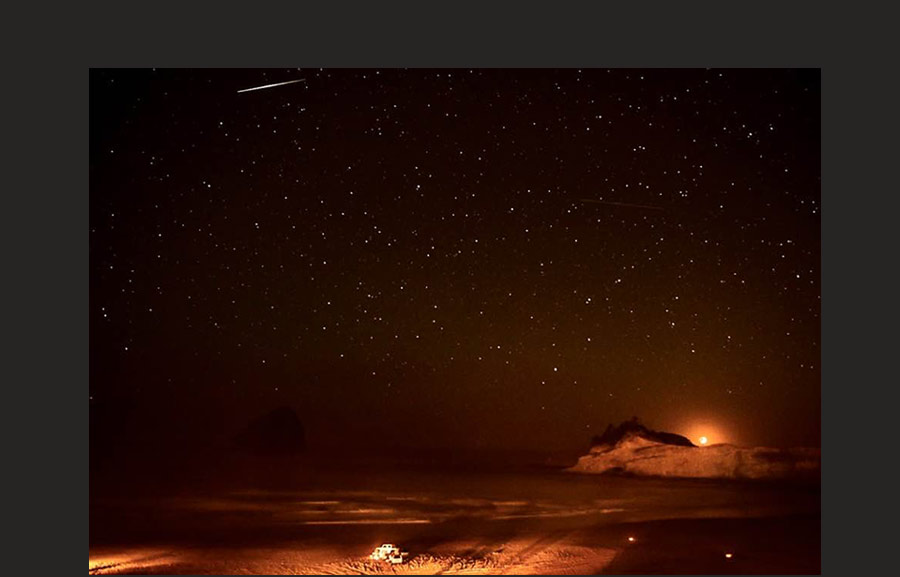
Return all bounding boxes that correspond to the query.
[237,78,306,94]
[578,198,664,211]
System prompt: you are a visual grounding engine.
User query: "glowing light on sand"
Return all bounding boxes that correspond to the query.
[89,550,175,573]
[699,436,708,445]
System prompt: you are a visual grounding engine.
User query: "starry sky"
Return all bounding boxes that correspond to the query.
[89,69,820,455]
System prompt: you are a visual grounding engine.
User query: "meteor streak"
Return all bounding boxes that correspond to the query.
[237,78,306,94]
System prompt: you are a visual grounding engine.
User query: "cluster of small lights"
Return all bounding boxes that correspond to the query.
[626,535,735,562]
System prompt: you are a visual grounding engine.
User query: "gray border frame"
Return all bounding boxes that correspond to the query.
[15,1,867,574]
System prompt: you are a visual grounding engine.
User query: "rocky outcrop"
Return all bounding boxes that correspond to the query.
[233,406,306,455]
[570,419,819,481]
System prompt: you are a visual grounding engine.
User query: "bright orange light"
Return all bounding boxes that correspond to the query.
[678,419,731,446]
[89,550,175,573]
[725,553,733,559]
[627,536,635,543]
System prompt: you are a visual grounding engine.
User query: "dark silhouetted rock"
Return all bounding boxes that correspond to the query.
[233,407,306,455]
[591,417,695,448]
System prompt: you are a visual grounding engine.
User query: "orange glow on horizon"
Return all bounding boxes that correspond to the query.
[675,419,733,446]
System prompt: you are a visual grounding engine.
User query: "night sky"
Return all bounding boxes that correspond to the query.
[89,69,820,455]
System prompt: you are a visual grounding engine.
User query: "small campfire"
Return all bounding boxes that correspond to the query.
[369,543,410,564]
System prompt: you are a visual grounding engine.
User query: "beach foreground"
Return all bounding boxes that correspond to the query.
[90,460,819,575]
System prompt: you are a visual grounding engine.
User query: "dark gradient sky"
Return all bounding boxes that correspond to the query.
[89,69,820,455]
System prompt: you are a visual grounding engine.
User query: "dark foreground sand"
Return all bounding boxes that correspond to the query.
[90,461,819,574]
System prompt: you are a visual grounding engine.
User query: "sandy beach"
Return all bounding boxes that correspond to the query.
[90,459,819,574]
